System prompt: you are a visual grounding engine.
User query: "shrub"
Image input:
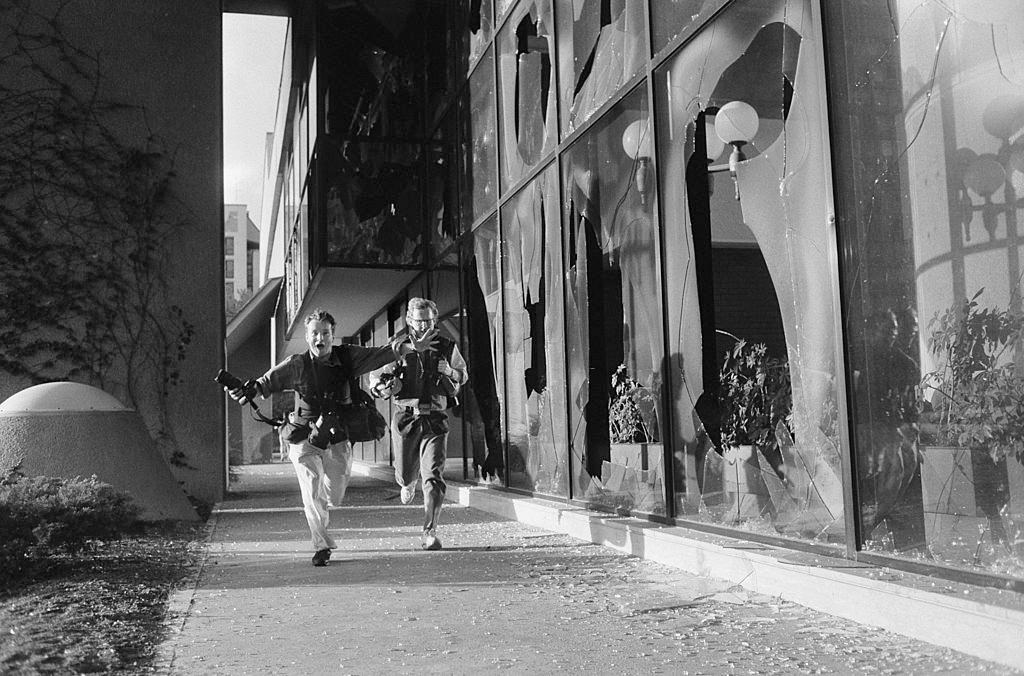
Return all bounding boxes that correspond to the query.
[0,469,141,581]
[718,339,793,456]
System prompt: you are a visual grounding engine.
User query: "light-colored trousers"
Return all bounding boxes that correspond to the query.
[288,438,352,551]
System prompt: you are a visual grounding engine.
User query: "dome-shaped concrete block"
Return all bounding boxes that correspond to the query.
[0,383,199,522]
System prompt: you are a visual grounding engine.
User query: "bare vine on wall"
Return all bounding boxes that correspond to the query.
[0,3,195,466]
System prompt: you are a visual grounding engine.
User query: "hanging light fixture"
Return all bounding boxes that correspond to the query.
[714,100,759,201]
[622,118,653,206]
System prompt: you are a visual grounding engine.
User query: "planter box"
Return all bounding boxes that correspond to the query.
[723,445,771,519]
[602,442,661,492]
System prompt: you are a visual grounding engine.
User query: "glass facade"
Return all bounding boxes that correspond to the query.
[280,0,1024,586]
[825,1,1024,576]
[501,164,569,496]
[496,0,556,192]
[563,87,667,516]
[555,0,647,134]
[654,0,845,544]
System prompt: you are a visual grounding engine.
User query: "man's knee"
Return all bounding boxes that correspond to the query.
[424,477,446,496]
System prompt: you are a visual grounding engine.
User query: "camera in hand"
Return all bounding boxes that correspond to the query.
[308,410,344,449]
[214,369,244,391]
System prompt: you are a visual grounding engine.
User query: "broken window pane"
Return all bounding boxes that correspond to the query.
[427,116,459,265]
[655,0,846,544]
[501,164,570,497]
[321,138,424,266]
[463,216,506,482]
[556,0,648,134]
[461,47,499,229]
[649,0,729,55]
[826,1,1024,576]
[562,87,667,517]
[497,0,557,192]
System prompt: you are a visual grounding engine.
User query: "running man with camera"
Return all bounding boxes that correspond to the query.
[371,297,468,551]
[225,308,429,567]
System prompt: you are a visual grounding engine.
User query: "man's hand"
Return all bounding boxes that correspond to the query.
[227,381,258,406]
[410,327,439,353]
[436,357,453,378]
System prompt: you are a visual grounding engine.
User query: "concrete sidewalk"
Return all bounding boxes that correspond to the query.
[156,463,1023,675]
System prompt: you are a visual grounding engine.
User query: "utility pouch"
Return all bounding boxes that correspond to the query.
[280,410,310,444]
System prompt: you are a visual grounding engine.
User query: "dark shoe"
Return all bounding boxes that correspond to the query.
[421,529,442,551]
[312,548,331,566]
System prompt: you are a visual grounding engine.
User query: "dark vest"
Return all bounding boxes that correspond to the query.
[399,335,456,404]
[294,350,352,421]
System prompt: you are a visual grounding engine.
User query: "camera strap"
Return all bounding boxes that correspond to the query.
[248,402,283,427]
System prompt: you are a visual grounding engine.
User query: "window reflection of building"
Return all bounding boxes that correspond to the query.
[829,2,1024,571]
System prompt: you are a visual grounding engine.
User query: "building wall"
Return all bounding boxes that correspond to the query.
[4,0,227,504]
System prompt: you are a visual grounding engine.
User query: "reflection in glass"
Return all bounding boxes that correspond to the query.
[556,0,647,134]
[428,117,459,265]
[826,1,1024,578]
[461,48,499,229]
[321,139,424,266]
[497,0,557,192]
[655,0,845,542]
[562,89,667,516]
[501,165,569,497]
[462,217,506,482]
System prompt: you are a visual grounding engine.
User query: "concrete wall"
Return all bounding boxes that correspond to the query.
[0,1,226,504]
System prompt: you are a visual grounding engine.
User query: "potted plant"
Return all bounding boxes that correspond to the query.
[921,290,1024,465]
[605,364,659,490]
[717,339,793,516]
[608,363,656,445]
[919,290,1024,541]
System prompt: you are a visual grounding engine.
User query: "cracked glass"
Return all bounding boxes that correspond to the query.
[461,47,499,230]
[556,0,648,135]
[655,0,845,544]
[562,87,668,517]
[825,1,1024,578]
[321,138,424,266]
[501,163,570,497]
[463,216,507,482]
[497,0,557,192]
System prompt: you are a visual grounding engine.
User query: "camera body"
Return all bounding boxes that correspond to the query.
[214,368,244,391]
[308,410,344,449]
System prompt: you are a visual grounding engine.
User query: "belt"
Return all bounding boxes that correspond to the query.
[400,406,439,415]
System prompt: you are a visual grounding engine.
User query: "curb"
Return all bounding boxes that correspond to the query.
[151,506,222,675]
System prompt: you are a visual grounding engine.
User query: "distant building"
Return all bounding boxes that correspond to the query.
[224,204,260,317]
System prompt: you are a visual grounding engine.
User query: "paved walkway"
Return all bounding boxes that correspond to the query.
[156,463,1020,675]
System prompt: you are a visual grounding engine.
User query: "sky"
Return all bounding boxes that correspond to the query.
[222,14,288,230]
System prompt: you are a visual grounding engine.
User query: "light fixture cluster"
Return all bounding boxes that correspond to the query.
[620,100,761,205]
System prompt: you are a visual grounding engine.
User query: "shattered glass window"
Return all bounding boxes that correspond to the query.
[501,163,570,497]
[320,138,425,266]
[427,115,459,266]
[825,1,1024,578]
[460,47,499,230]
[462,216,507,482]
[466,0,495,78]
[496,0,557,192]
[655,0,846,544]
[649,0,728,56]
[555,0,648,134]
[562,87,667,517]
